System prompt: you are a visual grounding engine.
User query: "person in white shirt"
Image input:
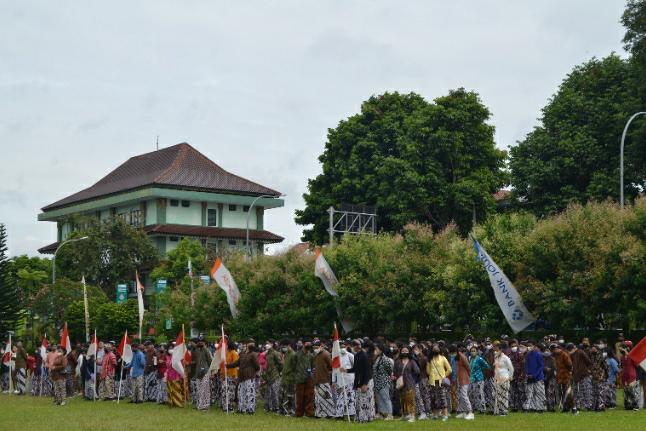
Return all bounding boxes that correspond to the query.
[493,342,514,416]
[333,340,356,418]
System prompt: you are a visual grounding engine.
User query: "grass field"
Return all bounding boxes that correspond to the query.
[2,394,646,431]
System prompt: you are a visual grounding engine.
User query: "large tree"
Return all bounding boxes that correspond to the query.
[0,224,24,335]
[509,54,645,216]
[295,90,507,244]
[55,217,160,298]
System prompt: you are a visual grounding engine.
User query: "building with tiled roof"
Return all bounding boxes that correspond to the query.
[38,143,284,255]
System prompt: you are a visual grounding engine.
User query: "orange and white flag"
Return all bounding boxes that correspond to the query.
[117,330,133,364]
[135,271,145,339]
[210,258,241,318]
[171,327,187,377]
[61,322,72,354]
[314,248,339,297]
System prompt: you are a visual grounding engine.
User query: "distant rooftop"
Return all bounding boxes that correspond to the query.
[42,143,281,211]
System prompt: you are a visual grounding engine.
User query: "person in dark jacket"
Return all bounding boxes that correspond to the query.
[81,350,95,400]
[523,340,545,412]
[192,337,213,411]
[570,343,593,411]
[589,343,608,412]
[227,342,260,414]
[346,339,374,423]
[394,346,420,422]
[293,342,315,417]
[543,345,558,412]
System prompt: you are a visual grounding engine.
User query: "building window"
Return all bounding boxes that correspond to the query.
[128,210,142,227]
[170,236,179,242]
[243,205,250,212]
[228,239,237,246]
[170,199,179,207]
[207,209,217,226]
[181,200,190,207]
[229,204,237,211]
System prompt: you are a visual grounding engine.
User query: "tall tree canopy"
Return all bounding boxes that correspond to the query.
[509,54,646,216]
[295,90,507,244]
[623,0,646,68]
[55,217,160,298]
[0,224,23,335]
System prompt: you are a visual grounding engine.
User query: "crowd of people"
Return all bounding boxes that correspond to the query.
[1,332,645,422]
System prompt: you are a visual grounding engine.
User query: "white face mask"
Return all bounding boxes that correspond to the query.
[265,344,272,350]
[340,349,347,355]
[558,339,565,344]
[511,347,518,353]
[314,348,321,354]
[602,352,608,358]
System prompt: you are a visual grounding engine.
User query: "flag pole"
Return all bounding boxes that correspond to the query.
[93,329,97,401]
[117,368,123,403]
[82,275,89,343]
[335,323,351,423]
[182,324,188,407]
[39,334,45,397]
[8,332,13,394]
[223,324,229,414]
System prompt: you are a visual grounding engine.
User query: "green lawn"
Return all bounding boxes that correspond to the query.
[1,394,645,431]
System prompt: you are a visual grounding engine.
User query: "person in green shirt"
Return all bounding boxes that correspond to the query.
[263,340,284,413]
[294,342,315,417]
[280,340,297,415]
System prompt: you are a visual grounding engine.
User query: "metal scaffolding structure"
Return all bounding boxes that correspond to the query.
[327,204,377,246]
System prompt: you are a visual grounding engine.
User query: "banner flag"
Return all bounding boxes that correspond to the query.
[472,238,535,333]
[210,258,241,318]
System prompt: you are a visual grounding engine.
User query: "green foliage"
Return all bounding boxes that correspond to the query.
[0,224,23,335]
[32,278,107,329]
[509,54,646,216]
[8,255,51,308]
[157,200,646,338]
[94,300,140,342]
[295,90,507,244]
[55,217,160,298]
[150,238,207,285]
[623,0,646,67]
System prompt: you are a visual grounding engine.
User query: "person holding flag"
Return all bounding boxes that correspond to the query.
[81,345,96,400]
[2,337,12,393]
[219,336,238,412]
[226,342,260,414]
[165,344,183,407]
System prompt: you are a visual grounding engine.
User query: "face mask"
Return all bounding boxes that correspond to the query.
[485,344,492,350]
[527,346,533,351]
[281,347,287,353]
[519,347,527,353]
[400,353,410,359]
[340,350,347,355]
[543,352,551,357]
[599,344,606,349]
[558,339,565,344]
[168,349,174,354]
[603,352,608,358]
[265,344,272,350]
[314,348,320,354]
[511,347,518,353]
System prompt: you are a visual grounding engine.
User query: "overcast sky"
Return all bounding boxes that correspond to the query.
[0,1,628,257]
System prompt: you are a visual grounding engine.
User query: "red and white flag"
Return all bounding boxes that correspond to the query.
[210,258,241,318]
[171,327,187,377]
[87,330,98,357]
[61,322,71,354]
[135,271,145,340]
[331,323,341,370]
[628,336,646,371]
[209,325,228,372]
[39,335,48,361]
[117,330,133,364]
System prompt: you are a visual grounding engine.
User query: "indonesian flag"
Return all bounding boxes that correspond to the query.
[61,322,71,354]
[628,336,646,371]
[331,323,341,370]
[135,271,145,339]
[171,328,187,377]
[87,330,98,357]
[210,258,241,318]
[117,330,133,364]
[2,336,10,366]
[209,325,227,372]
[314,248,339,297]
[39,335,48,361]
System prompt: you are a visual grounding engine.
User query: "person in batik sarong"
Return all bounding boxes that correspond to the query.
[192,337,213,411]
[345,339,374,423]
[605,349,619,409]
[99,343,117,400]
[262,341,283,413]
[81,351,96,400]
[621,341,640,411]
[589,344,608,412]
[279,341,297,416]
[570,343,593,411]
[312,341,335,418]
[413,344,430,420]
[156,346,168,404]
[508,340,527,412]
[165,348,184,408]
[468,346,490,415]
[143,341,159,402]
[426,345,452,422]
[449,345,474,420]
[220,341,239,412]
[227,342,260,414]
[492,343,514,416]
[523,340,546,412]
[543,345,558,412]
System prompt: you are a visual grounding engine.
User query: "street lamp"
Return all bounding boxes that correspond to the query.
[620,112,646,209]
[52,236,89,284]
[245,194,285,257]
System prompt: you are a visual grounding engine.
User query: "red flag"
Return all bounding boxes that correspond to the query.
[60,322,71,354]
[628,336,646,371]
[2,338,10,366]
[117,330,133,363]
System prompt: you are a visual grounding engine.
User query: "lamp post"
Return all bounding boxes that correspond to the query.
[620,112,646,209]
[245,194,284,257]
[52,236,89,284]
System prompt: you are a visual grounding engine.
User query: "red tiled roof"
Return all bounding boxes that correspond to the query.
[42,143,281,211]
[143,224,284,243]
